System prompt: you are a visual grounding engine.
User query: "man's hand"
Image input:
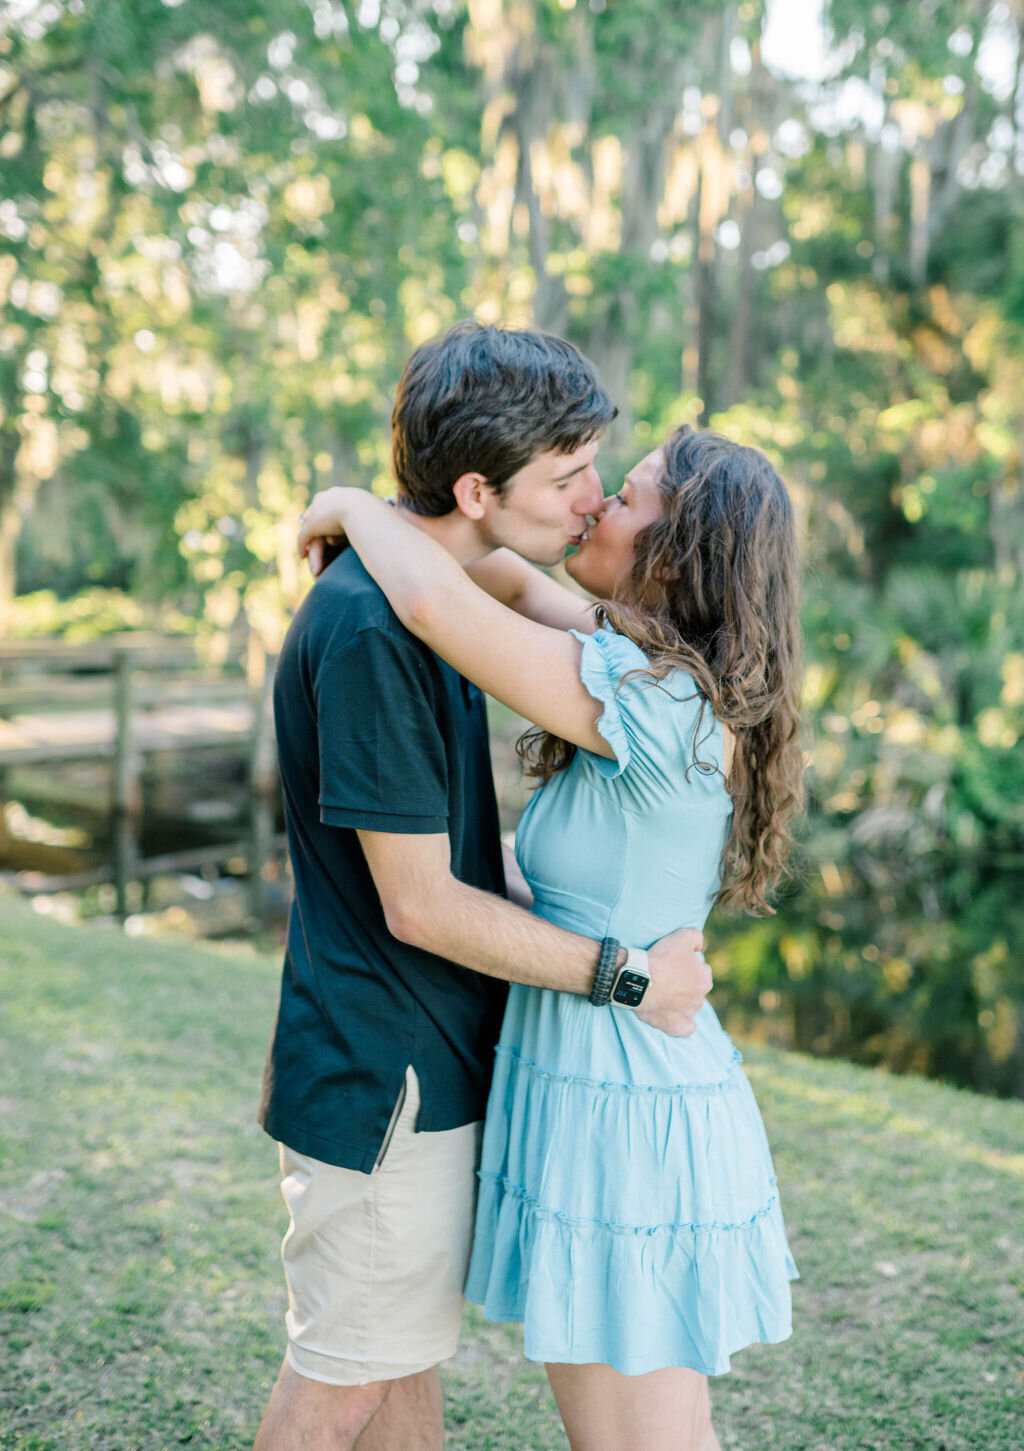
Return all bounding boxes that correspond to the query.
[306,536,348,578]
[636,927,711,1036]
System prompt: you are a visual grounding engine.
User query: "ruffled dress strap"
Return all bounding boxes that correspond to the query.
[569,625,724,786]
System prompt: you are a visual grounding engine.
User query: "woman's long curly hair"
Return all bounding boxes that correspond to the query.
[520,426,804,916]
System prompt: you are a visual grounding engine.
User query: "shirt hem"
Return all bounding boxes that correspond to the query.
[260,1103,488,1171]
[260,1113,381,1174]
[319,806,449,831]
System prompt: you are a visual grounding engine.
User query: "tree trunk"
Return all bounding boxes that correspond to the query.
[694,9,735,422]
[694,153,717,426]
[873,96,899,285]
[929,90,974,244]
[0,433,23,618]
[589,303,633,449]
[726,153,759,405]
[513,100,567,332]
[0,500,19,619]
[908,149,931,289]
[906,103,937,291]
[990,461,1024,581]
[592,109,676,447]
[1015,10,1024,179]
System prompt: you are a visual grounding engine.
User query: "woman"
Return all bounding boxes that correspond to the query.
[297,426,802,1451]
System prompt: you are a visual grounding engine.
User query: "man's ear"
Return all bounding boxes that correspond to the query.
[451,472,492,521]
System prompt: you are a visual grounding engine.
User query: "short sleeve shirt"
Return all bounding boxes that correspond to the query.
[259,550,508,1173]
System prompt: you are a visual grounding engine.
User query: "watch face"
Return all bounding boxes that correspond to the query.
[611,970,649,1007]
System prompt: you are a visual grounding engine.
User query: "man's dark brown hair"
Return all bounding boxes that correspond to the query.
[391,321,616,516]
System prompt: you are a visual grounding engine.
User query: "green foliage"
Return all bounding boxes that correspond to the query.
[8,586,144,639]
[715,569,1024,1097]
[2,0,469,641]
[3,0,1023,1094]
[6,585,200,640]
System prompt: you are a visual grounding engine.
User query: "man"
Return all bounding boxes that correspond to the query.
[253,323,710,1451]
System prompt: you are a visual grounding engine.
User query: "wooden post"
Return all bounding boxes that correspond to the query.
[0,658,9,862]
[0,765,9,862]
[247,653,277,925]
[112,651,142,921]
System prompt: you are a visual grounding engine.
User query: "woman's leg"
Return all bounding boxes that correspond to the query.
[545,1361,718,1451]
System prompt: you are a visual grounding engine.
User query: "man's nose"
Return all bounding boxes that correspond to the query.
[573,468,604,514]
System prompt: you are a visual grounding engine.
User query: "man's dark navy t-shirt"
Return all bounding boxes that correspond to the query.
[259,550,508,1173]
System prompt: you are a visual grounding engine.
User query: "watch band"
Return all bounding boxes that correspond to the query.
[588,936,621,1006]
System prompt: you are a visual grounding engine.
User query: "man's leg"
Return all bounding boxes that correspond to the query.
[253,1357,388,1451]
[252,1358,445,1451]
[258,1073,480,1450]
[354,1366,444,1451]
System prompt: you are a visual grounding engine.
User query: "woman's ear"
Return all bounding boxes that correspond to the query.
[451,471,491,521]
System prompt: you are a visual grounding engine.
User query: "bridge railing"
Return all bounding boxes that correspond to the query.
[0,636,283,923]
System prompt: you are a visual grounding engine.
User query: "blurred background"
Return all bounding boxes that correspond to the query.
[1,0,1022,1097]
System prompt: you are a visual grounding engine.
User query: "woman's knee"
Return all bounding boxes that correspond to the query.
[545,1360,714,1451]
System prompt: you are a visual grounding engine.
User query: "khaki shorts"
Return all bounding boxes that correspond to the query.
[278,1066,483,1386]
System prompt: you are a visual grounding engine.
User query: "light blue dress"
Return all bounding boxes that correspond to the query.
[465,626,798,1376]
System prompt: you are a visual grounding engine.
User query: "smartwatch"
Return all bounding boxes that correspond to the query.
[610,947,651,1008]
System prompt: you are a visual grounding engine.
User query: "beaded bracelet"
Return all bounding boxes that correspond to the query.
[588,936,621,1006]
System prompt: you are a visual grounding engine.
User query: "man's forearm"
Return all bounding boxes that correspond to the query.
[390,876,611,995]
[362,829,707,1034]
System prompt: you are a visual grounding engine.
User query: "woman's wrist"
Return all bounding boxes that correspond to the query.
[325,486,383,536]
[298,485,380,561]
[328,485,367,522]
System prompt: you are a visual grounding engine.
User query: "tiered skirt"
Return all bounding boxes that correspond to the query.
[464,987,799,1376]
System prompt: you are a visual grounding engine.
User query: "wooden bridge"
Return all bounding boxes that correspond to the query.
[0,636,284,922]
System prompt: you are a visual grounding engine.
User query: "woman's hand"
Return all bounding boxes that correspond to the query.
[298,487,374,577]
[297,487,350,575]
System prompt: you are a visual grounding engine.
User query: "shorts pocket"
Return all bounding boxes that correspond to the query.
[373,1066,417,1172]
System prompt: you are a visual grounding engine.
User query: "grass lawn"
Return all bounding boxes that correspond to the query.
[1,896,1022,1450]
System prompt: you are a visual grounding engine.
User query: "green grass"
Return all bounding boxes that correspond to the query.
[1,897,1022,1450]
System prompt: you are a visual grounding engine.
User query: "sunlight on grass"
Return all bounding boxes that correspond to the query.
[2,902,1023,1449]
[747,1063,1024,1178]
